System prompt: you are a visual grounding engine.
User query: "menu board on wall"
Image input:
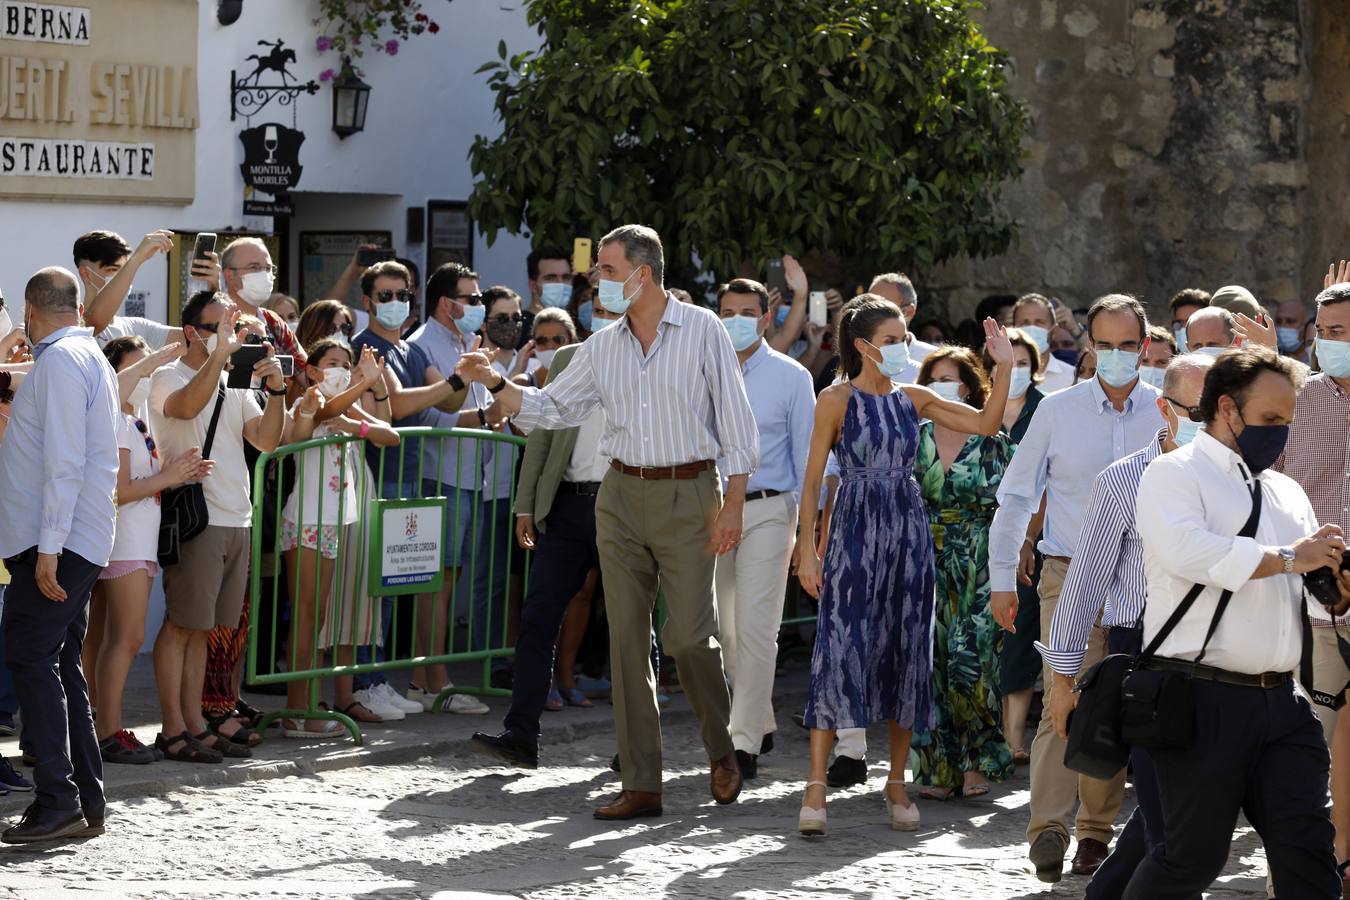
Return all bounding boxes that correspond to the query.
[0,0,199,203]
[299,230,393,305]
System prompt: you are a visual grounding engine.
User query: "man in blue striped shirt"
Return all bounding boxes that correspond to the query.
[457,225,760,820]
[1039,352,1213,900]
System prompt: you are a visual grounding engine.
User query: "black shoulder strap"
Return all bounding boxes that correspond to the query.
[201,385,226,461]
[1139,476,1263,664]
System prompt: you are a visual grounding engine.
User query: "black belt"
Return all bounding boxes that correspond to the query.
[1146,656,1292,689]
[561,481,602,496]
[745,489,782,502]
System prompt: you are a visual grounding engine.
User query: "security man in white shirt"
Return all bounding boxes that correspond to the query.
[1127,347,1350,900]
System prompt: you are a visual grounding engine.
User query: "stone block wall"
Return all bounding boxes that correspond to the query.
[925,0,1323,325]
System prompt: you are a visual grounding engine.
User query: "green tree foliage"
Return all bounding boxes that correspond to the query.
[468,0,1029,286]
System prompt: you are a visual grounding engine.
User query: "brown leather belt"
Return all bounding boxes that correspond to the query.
[610,459,714,480]
[1146,656,1292,689]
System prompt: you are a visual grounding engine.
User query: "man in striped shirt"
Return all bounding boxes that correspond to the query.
[1273,280,1350,869]
[1039,352,1213,899]
[456,225,760,820]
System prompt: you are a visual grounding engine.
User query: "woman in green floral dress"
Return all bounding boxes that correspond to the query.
[911,346,1015,798]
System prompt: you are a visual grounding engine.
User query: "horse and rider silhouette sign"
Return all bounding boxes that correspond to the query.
[233,38,314,213]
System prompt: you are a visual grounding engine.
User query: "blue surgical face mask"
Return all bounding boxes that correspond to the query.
[865,339,911,378]
[590,314,620,333]
[375,299,410,330]
[1277,327,1302,353]
[1009,367,1032,398]
[774,304,790,327]
[1172,323,1188,353]
[927,380,963,402]
[1173,417,1203,447]
[1020,324,1050,354]
[722,315,761,352]
[1095,348,1140,388]
[1051,348,1079,367]
[597,269,640,315]
[456,303,486,334]
[540,283,571,309]
[1316,337,1350,377]
[578,300,593,332]
[1138,365,1167,389]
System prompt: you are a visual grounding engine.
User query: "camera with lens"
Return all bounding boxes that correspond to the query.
[1305,551,1350,609]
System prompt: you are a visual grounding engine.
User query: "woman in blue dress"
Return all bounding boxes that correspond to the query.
[795,295,1012,836]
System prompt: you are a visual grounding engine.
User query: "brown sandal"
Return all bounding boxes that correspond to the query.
[341,701,384,724]
[195,730,252,759]
[154,731,223,764]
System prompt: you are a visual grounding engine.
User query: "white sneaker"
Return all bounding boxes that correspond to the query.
[441,693,490,715]
[353,687,405,721]
[375,682,422,714]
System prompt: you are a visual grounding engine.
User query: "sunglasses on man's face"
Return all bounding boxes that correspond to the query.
[375,289,415,304]
[191,321,221,334]
[1165,397,1204,422]
[488,313,524,326]
[455,292,484,305]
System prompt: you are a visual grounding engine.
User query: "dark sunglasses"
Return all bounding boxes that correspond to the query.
[455,292,484,305]
[338,322,355,338]
[533,334,568,348]
[190,321,220,334]
[488,313,524,325]
[1165,397,1204,422]
[375,289,415,304]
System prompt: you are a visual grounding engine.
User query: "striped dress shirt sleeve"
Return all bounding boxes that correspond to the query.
[514,295,759,472]
[1035,438,1158,676]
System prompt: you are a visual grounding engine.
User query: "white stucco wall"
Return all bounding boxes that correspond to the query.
[0,0,538,315]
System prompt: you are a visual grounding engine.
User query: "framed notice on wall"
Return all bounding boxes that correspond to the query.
[426,200,472,274]
[166,231,279,325]
[299,230,393,305]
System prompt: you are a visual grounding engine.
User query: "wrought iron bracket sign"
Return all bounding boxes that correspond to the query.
[229,39,318,122]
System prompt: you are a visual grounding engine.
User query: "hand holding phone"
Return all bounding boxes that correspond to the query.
[808,291,828,328]
[764,258,788,296]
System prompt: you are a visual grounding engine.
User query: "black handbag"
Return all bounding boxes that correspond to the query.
[1064,477,1261,774]
[157,386,226,567]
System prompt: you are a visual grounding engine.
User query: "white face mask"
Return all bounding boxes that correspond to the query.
[128,378,150,409]
[204,332,219,356]
[239,269,275,305]
[318,366,351,398]
[534,348,558,369]
[928,380,964,402]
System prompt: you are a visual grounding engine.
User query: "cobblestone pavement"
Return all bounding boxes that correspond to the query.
[0,708,1270,900]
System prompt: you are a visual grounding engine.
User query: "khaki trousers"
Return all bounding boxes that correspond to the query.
[1026,556,1126,846]
[595,468,735,793]
[1306,624,1350,746]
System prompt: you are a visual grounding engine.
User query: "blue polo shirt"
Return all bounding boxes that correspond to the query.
[351,327,432,490]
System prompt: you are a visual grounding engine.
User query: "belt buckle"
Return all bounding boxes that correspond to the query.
[1258,672,1280,688]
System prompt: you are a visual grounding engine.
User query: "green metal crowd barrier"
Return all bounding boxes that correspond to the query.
[243,423,821,745]
[244,426,529,744]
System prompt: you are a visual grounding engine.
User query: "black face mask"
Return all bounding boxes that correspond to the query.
[1230,405,1290,474]
[486,320,521,348]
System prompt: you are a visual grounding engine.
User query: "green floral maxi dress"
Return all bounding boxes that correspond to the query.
[911,421,1015,789]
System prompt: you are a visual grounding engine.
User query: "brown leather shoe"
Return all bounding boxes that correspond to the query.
[593,790,662,820]
[1070,837,1110,876]
[710,752,743,805]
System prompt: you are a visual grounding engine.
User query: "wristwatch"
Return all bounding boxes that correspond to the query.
[265,385,287,397]
[1279,547,1296,573]
[446,373,466,392]
[488,374,508,394]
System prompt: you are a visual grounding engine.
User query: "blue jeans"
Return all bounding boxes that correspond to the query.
[354,481,416,691]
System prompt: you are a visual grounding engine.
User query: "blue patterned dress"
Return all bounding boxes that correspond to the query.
[803,386,937,732]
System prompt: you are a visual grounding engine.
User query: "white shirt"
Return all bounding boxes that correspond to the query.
[110,412,162,564]
[148,360,263,528]
[565,407,610,483]
[95,315,173,351]
[1040,356,1076,393]
[1138,430,1320,674]
[907,335,937,365]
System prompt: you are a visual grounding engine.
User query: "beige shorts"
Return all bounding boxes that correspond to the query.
[163,525,251,631]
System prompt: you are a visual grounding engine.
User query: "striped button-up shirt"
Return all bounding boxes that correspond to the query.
[1035,428,1165,676]
[514,293,760,475]
[1274,373,1350,625]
